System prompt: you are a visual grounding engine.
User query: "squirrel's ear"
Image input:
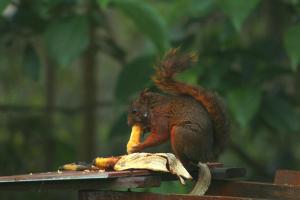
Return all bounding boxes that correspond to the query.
[140,88,150,98]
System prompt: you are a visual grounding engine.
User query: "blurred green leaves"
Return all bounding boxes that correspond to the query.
[0,1,300,195]
[227,88,262,129]
[0,0,10,14]
[218,0,260,31]
[284,24,300,71]
[112,0,169,52]
[115,55,155,102]
[97,0,111,9]
[167,0,215,23]
[44,15,89,67]
[23,45,41,81]
[262,96,300,133]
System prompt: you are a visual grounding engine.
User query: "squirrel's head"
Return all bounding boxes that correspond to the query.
[127,89,158,132]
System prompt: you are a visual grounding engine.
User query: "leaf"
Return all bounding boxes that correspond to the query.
[23,44,41,81]
[262,96,300,133]
[284,24,300,71]
[97,0,111,9]
[112,0,169,52]
[44,15,89,67]
[115,55,155,102]
[218,0,260,32]
[0,0,10,14]
[256,64,291,82]
[181,0,214,17]
[168,0,215,23]
[227,88,262,129]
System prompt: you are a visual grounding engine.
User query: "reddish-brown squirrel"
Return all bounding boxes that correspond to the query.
[127,48,229,166]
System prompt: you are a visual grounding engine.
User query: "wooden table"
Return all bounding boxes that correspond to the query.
[0,165,299,200]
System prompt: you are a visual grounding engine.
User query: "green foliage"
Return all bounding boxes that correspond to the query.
[166,0,215,24]
[0,0,300,198]
[112,0,169,52]
[0,0,10,14]
[97,0,111,9]
[284,24,300,71]
[44,15,89,67]
[227,88,262,129]
[23,45,41,81]
[218,0,261,31]
[262,96,300,133]
[115,55,155,102]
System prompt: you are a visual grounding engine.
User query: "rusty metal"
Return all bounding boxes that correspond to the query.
[274,170,300,186]
[209,167,246,180]
[207,179,300,200]
[78,190,258,200]
[204,162,224,168]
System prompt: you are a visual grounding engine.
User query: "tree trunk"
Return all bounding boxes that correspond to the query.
[45,55,56,170]
[80,17,98,161]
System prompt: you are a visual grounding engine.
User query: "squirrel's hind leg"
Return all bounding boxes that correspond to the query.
[170,124,215,166]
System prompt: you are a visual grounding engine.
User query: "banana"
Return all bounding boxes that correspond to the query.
[126,124,142,154]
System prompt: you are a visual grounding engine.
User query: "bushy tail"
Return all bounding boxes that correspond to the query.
[152,48,229,157]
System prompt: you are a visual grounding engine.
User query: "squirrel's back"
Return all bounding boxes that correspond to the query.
[152,48,229,158]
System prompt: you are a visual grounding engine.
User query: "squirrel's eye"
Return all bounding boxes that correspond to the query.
[132,108,138,114]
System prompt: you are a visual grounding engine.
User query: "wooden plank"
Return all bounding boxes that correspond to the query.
[207,180,300,200]
[78,190,258,200]
[0,162,223,183]
[0,176,161,191]
[0,170,153,182]
[274,170,300,186]
[0,165,246,191]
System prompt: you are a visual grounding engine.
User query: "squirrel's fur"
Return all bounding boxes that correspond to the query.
[127,48,229,164]
[152,48,229,158]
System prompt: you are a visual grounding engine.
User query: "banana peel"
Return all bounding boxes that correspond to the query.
[189,162,211,195]
[114,152,192,184]
[59,123,210,192]
[59,124,203,186]
[124,124,192,184]
[59,153,192,184]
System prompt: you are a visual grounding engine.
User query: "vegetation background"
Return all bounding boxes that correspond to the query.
[0,0,299,199]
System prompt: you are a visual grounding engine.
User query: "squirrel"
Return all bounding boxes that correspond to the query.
[127,48,229,166]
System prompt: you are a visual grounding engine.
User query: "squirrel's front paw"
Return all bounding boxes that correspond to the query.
[127,125,143,154]
[127,143,143,154]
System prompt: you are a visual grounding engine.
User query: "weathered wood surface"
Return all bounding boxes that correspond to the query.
[0,163,246,191]
[1,167,300,199]
[0,170,153,182]
[207,179,300,200]
[274,170,300,186]
[78,190,260,200]
[0,170,161,191]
